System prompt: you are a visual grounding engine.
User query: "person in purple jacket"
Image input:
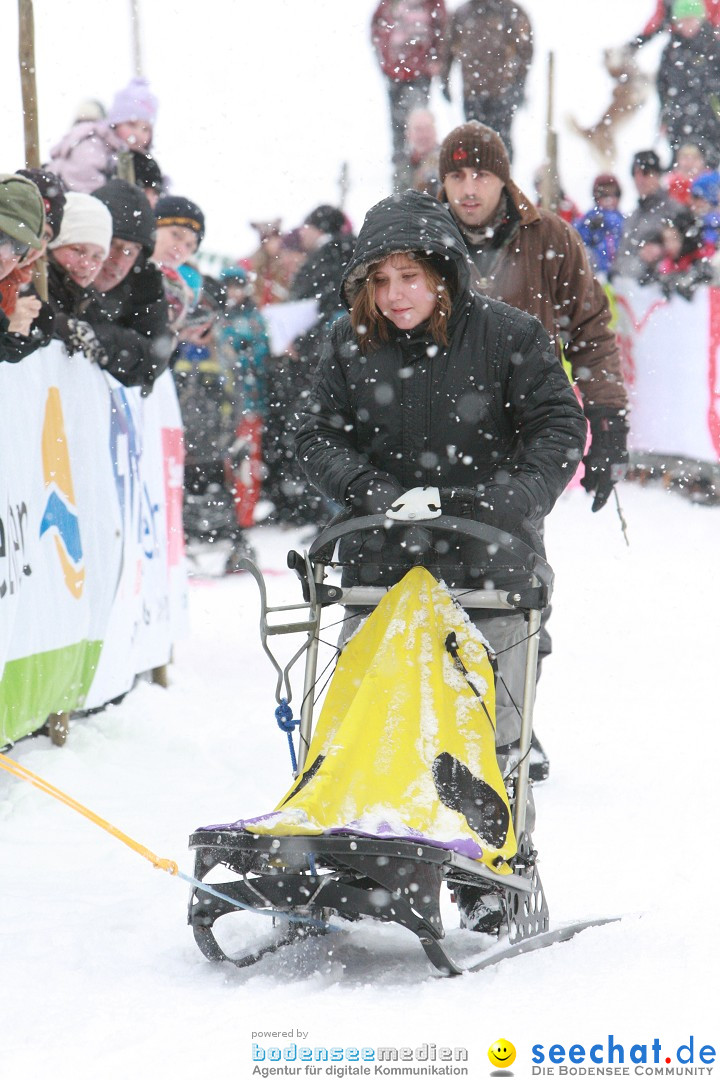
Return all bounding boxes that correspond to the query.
[47,77,159,194]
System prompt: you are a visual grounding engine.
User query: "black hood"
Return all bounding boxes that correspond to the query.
[92,178,156,255]
[341,190,472,311]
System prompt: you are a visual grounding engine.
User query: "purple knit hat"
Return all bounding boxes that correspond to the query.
[107,77,158,126]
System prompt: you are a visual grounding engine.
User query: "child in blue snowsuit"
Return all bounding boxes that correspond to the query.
[690,172,720,247]
[574,174,625,278]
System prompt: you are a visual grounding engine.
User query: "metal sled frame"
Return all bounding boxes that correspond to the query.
[189,514,558,975]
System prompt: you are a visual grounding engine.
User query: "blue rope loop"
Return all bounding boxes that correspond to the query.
[275,700,296,732]
[275,699,299,772]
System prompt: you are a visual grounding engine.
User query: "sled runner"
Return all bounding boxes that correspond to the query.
[188,514,610,975]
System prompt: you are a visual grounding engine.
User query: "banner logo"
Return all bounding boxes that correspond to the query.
[39,387,84,598]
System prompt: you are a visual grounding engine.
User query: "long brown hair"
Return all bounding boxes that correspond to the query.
[350,252,452,351]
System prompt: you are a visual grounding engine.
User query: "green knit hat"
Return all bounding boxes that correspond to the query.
[672,0,705,19]
[0,173,46,250]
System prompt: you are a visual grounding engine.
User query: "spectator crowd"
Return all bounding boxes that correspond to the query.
[3,0,720,576]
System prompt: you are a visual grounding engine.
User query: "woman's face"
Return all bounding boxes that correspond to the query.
[52,242,106,287]
[114,120,153,150]
[153,224,198,270]
[372,253,437,330]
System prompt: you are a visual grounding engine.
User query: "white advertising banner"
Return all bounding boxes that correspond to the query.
[613,280,720,464]
[0,343,186,741]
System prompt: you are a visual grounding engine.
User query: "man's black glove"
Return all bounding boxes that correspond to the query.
[580,407,629,512]
[54,315,108,366]
[345,473,404,516]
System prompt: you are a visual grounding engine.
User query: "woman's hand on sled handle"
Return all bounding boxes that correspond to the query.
[440,483,543,550]
[385,486,442,522]
[345,472,404,516]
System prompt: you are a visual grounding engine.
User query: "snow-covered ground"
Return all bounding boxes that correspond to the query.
[1,482,718,1077]
[2,2,719,1075]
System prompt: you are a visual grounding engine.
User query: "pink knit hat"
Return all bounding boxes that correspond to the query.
[107,77,158,126]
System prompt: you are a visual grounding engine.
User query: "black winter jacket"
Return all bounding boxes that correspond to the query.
[3,259,90,362]
[82,257,173,390]
[289,231,356,365]
[0,304,44,364]
[295,191,586,587]
[657,26,720,164]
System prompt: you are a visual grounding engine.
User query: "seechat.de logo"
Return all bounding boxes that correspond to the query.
[39,387,84,598]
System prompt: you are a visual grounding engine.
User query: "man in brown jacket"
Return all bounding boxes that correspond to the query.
[439,121,628,509]
[438,121,629,779]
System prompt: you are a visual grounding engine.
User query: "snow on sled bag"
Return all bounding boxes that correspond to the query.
[232,566,516,871]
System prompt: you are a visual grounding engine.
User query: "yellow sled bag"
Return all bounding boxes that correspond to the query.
[241,567,517,872]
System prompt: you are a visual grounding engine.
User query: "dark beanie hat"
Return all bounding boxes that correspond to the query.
[305,204,346,235]
[593,173,622,199]
[632,150,663,175]
[15,167,66,240]
[154,194,205,245]
[93,177,156,255]
[131,151,165,196]
[439,121,511,185]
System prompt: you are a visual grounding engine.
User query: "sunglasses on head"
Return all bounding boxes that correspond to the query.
[0,229,32,261]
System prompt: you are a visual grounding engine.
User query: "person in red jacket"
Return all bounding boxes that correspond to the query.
[371,0,447,191]
[631,0,720,43]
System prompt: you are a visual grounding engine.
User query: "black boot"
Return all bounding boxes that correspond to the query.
[454,884,506,935]
[529,731,550,782]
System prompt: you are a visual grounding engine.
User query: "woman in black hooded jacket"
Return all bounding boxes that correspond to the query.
[296,191,585,929]
[296,190,585,588]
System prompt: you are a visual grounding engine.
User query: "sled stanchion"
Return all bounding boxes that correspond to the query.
[513,606,541,840]
[297,558,325,774]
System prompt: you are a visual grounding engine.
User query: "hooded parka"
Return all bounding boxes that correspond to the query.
[295,192,586,588]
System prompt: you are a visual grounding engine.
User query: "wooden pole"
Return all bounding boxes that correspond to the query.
[17,0,47,300]
[18,0,40,169]
[130,0,144,78]
[539,52,560,215]
[338,162,349,210]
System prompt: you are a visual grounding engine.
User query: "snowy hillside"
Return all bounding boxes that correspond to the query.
[1,483,718,1077]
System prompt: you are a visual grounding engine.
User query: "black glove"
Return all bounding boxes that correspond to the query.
[346,474,433,561]
[55,316,108,366]
[441,482,540,548]
[581,407,629,512]
[345,473,404,516]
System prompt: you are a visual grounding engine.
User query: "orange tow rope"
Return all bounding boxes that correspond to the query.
[0,753,178,874]
[0,751,335,930]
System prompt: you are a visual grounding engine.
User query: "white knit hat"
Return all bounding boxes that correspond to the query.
[49,191,113,257]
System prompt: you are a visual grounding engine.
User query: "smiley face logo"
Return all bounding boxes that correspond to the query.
[488,1039,516,1069]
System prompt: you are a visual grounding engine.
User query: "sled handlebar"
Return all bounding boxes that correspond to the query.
[307,511,554,597]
